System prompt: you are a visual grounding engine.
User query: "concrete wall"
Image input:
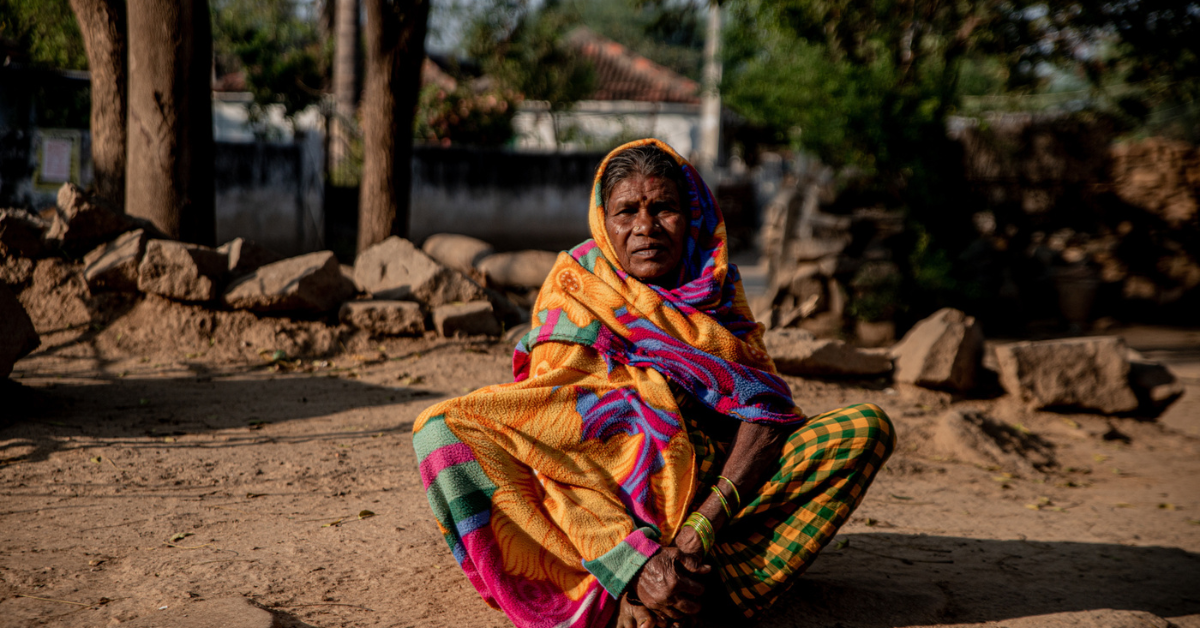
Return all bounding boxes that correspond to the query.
[512,100,701,156]
[409,146,605,251]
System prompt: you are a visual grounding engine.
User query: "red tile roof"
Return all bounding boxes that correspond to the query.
[567,27,699,104]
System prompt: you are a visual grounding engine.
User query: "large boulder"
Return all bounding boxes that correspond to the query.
[0,284,40,378]
[224,250,356,314]
[433,301,502,337]
[0,208,48,258]
[217,237,285,278]
[994,336,1139,414]
[422,233,493,275]
[477,250,559,290]
[82,229,149,292]
[354,236,486,306]
[137,239,227,302]
[891,307,984,391]
[339,300,425,336]
[763,328,893,377]
[48,183,156,253]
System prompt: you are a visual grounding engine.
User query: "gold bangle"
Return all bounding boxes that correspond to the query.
[717,475,741,511]
[683,512,714,555]
[710,485,732,519]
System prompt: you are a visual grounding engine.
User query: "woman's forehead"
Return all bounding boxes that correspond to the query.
[609,175,680,201]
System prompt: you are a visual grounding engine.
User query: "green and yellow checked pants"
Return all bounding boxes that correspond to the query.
[685,402,896,617]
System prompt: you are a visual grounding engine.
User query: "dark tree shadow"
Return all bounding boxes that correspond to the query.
[757,532,1200,627]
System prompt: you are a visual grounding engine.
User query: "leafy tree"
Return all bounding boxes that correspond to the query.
[211,0,330,129]
[0,0,87,69]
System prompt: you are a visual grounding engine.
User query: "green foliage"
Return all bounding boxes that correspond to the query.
[416,84,520,147]
[466,1,595,112]
[848,261,903,322]
[0,0,86,70]
[211,0,329,126]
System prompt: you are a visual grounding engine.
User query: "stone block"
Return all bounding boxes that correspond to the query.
[994,336,1139,414]
[763,328,893,377]
[0,208,48,258]
[0,283,39,378]
[354,236,486,306]
[49,183,157,253]
[217,237,284,278]
[224,250,356,314]
[137,239,227,302]
[422,233,493,274]
[339,300,425,336]
[433,301,501,337]
[83,229,148,292]
[478,250,559,290]
[891,307,984,391]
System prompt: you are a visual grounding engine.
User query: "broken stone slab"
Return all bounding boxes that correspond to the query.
[931,410,1053,475]
[224,250,356,314]
[339,300,425,336]
[433,301,501,337]
[116,597,281,628]
[354,236,487,306]
[763,328,893,377]
[994,336,1139,414]
[0,208,49,258]
[217,237,284,278]
[1128,360,1184,412]
[0,283,40,378]
[83,229,149,292]
[422,233,494,275]
[891,307,984,391]
[48,183,158,253]
[137,239,228,302]
[477,250,559,290]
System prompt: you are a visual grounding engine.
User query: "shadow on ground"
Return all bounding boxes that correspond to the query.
[758,532,1200,627]
[0,373,436,464]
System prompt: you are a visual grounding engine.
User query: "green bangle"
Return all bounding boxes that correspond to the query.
[717,475,741,511]
[711,485,732,518]
[683,511,715,555]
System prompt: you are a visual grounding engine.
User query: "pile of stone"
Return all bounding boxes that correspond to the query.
[763,305,1183,417]
[0,185,571,379]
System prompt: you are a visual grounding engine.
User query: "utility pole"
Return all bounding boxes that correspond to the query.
[696,1,721,178]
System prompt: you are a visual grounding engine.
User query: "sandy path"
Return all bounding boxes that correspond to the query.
[2,328,1198,628]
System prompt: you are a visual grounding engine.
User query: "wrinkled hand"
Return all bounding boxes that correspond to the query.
[633,546,710,623]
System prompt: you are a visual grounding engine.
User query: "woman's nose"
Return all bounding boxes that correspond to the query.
[633,208,657,235]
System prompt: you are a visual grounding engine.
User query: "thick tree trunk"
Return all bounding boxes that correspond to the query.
[330,0,358,179]
[125,0,215,244]
[69,0,126,210]
[358,0,428,253]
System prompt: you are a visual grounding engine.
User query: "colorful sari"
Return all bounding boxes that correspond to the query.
[413,139,894,627]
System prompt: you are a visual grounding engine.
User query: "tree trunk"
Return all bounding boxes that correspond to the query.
[358,0,429,253]
[695,1,721,176]
[69,0,126,210]
[125,0,215,244]
[330,0,358,180]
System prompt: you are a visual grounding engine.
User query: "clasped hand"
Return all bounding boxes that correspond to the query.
[616,529,710,628]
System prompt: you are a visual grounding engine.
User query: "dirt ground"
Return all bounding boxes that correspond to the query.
[1,291,1198,628]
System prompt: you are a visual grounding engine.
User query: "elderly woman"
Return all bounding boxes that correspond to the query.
[414,139,894,628]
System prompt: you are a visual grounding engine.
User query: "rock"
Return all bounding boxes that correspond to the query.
[224,251,356,314]
[217,237,285,278]
[763,328,893,377]
[0,208,48,257]
[48,183,156,253]
[932,410,1053,475]
[891,307,984,391]
[1128,360,1184,412]
[20,258,93,332]
[994,336,1139,414]
[483,286,530,328]
[504,321,532,344]
[137,239,227,302]
[433,301,501,337]
[0,284,40,378]
[354,236,487,306]
[477,250,559,290]
[422,233,493,275]
[82,229,149,292]
[116,597,281,628]
[0,255,35,289]
[339,300,425,336]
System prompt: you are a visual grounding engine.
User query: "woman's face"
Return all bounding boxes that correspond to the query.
[604,174,686,284]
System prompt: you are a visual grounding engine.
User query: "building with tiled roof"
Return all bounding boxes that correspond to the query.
[513,27,725,157]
